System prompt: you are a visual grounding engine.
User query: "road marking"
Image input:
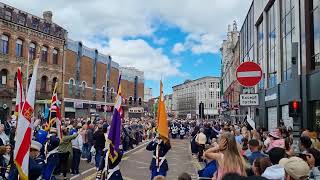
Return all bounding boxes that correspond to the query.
[83,173,96,180]
[70,167,96,180]
[71,141,150,180]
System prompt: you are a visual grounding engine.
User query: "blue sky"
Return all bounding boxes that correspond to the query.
[3,0,252,97]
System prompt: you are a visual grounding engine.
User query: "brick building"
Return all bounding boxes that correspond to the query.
[0,2,67,122]
[63,39,121,118]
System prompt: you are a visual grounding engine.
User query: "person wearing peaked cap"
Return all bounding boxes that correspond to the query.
[279,157,310,180]
[8,140,45,180]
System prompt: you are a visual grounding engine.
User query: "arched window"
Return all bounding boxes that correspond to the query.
[68,78,74,96]
[16,39,23,57]
[41,46,48,62]
[29,42,36,60]
[138,97,142,105]
[129,97,133,105]
[81,81,86,97]
[52,49,58,64]
[28,74,32,87]
[40,76,48,92]
[1,35,9,54]
[52,77,58,92]
[102,86,106,98]
[110,87,114,100]
[0,69,8,85]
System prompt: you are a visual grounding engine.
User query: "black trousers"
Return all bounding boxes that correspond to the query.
[71,148,81,174]
[59,152,70,178]
[198,144,205,162]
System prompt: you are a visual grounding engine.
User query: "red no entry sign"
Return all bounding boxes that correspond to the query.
[236,61,262,87]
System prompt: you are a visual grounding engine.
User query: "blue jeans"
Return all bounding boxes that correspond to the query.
[95,149,103,168]
[82,143,91,158]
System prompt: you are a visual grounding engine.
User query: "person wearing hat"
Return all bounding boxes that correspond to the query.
[146,133,171,180]
[279,157,310,180]
[43,127,60,180]
[9,140,45,180]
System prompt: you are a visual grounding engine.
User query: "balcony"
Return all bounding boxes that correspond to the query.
[36,91,51,100]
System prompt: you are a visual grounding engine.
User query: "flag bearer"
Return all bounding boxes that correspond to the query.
[146,134,171,180]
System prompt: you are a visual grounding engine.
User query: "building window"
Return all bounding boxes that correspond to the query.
[81,81,86,97]
[110,87,114,100]
[68,79,74,96]
[102,86,106,98]
[0,69,8,85]
[4,9,11,21]
[32,18,39,29]
[257,22,264,90]
[17,13,26,25]
[52,49,58,64]
[41,46,48,63]
[28,74,32,87]
[52,77,57,92]
[16,39,23,57]
[40,76,48,92]
[1,35,9,54]
[312,0,320,69]
[267,3,277,88]
[281,0,295,81]
[29,43,36,60]
[43,23,50,33]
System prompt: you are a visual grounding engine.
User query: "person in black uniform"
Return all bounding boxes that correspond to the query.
[146,134,171,180]
[9,140,45,180]
[170,123,178,139]
[96,147,124,180]
[43,128,60,180]
[179,124,186,139]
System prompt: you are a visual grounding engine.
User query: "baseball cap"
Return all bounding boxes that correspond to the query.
[279,157,309,180]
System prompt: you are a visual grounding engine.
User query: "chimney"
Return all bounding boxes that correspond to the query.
[43,11,53,23]
[233,20,237,31]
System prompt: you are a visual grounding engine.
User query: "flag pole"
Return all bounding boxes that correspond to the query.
[47,82,58,131]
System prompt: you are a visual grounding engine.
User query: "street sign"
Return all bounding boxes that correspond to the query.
[236,61,262,87]
[240,94,259,106]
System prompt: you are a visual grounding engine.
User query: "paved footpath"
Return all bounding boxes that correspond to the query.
[74,138,199,180]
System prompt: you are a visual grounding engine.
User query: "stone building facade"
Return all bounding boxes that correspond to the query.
[220,22,242,119]
[0,2,67,122]
[172,76,220,119]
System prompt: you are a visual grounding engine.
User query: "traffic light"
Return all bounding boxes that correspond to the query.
[289,100,301,117]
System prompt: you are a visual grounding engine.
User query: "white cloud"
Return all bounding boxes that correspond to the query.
[84,38,183,81]
[152,37,167,45]
[1,0,252,80]
[194,59,203,67]
[172,43,185,54]
[2,0,251,54]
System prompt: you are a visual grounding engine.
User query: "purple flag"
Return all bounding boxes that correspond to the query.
[108,76,122,162]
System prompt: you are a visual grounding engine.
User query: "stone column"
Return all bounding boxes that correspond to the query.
[9,34,17,59]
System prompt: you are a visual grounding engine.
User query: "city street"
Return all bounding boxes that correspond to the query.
[71,139,198,180]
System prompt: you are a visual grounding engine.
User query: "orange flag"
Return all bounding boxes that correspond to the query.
[157,80,169,142]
